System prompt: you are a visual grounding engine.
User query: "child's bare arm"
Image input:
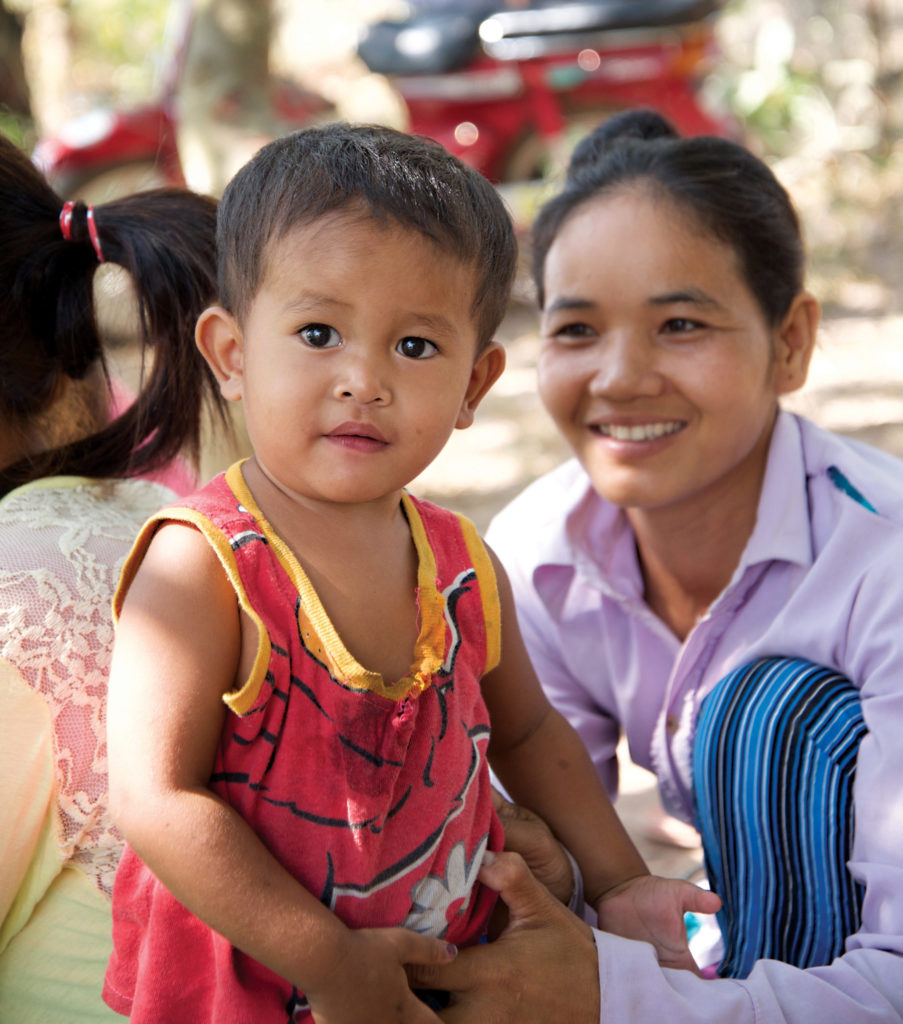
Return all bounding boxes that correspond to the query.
[481,546,647,904]
[482,548,719,969]
[106,523,451,1020]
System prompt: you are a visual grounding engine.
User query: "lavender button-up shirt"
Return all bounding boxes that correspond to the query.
[487,411,903,1023]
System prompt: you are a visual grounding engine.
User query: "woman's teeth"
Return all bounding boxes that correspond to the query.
[596,421,683,441]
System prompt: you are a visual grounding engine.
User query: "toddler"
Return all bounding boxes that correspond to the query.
[103,123,718,1024]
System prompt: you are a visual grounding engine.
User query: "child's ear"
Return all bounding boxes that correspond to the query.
[456,342,506,430]
[773,291,819,396]
[196,306,245,402]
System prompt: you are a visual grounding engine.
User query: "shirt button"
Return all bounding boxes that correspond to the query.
[665,714,679,734]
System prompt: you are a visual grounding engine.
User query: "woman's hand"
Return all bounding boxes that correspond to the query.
[408,852,600,1024]
[491,789,576,904]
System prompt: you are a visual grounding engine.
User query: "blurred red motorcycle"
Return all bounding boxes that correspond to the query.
[32,0,332,201]
[357,0,734,185]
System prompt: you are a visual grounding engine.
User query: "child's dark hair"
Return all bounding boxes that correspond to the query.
[532,109,805,326]
[217,122,518,348]
[0,132,227,495]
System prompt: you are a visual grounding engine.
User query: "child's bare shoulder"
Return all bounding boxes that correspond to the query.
[116,519,243,701]
[125,519,236,624]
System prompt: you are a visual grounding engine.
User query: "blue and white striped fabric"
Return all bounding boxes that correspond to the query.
[692,657,866,978]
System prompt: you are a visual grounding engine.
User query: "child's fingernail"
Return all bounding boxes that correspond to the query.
[445,942,458,958]
[483,851,497,866]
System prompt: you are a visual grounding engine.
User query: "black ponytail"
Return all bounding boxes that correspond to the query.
[0,133,228,495]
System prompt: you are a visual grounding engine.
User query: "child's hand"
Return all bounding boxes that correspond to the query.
[594,874,722,974]
[491,789,576,905]
[306,926,455,1023]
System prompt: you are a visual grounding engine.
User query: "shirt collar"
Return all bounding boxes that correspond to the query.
[532,468,642,618]
[737,409,813,575]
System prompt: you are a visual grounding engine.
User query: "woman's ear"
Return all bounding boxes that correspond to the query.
[196,306,245,402]
[774,291,820,396]
[456,342,506,430]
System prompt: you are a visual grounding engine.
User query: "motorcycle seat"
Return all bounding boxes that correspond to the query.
[480,0,724,43]
[357,13,483,76]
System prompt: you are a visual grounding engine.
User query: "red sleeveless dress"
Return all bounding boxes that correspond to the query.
[103,463,503,1023]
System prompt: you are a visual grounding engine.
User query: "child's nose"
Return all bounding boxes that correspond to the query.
[335,351,391,405]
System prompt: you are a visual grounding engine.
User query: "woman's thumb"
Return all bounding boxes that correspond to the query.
[479,851,552,927]
[391,928,459,967]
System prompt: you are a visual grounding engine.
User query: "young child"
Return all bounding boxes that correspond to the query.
[103,123,719,1024]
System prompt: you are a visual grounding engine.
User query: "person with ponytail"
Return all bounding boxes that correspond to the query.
[0,132,226,1020]
[408,109,903,1022]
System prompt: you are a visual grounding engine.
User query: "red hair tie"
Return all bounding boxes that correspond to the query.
[59,200,75,240]
[59,200,106,263]
[85,205,105,263]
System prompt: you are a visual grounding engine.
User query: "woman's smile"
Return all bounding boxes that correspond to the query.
[589,420,686,443]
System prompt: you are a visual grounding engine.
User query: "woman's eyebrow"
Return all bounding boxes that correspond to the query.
[544,295,596,314]
[649,287,723,308]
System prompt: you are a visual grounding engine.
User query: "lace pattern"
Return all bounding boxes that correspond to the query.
[0,478,173,898]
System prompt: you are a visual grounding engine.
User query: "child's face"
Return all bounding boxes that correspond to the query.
[537,188,813,518]
[201,211,503,509]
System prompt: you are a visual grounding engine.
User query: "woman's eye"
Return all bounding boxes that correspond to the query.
[550,321,594,343]
[397,336,438,360]
[662,317,703,335]
[299,323,341,348]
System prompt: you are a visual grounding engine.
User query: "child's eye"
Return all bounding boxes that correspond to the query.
[299,323,341,348]
[396,337,438,360]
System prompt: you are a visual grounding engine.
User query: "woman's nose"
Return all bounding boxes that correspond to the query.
[589,332,663,398]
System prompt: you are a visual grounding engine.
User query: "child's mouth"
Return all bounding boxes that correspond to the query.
[326,422,389,451]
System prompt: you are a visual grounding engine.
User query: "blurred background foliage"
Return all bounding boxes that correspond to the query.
[713,0,903,316]
[1,0,901,314]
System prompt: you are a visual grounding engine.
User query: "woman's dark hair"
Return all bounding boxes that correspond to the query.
[216,122,517,349]
[0,132,227,495]
[531,109,805,326]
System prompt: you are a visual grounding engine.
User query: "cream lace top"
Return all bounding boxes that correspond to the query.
[0,476,173,936]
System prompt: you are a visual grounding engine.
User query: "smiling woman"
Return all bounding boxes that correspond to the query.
[470,109,903,1022]
[535,183,820,643]
[537,188,809,555]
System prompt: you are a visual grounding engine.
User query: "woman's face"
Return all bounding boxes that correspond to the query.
[537,187,804,520]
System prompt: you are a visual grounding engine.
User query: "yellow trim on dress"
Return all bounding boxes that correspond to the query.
[112,485,272,718]
[112,462,498,716]
[457,514,501,675]
[227,463,446,703]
